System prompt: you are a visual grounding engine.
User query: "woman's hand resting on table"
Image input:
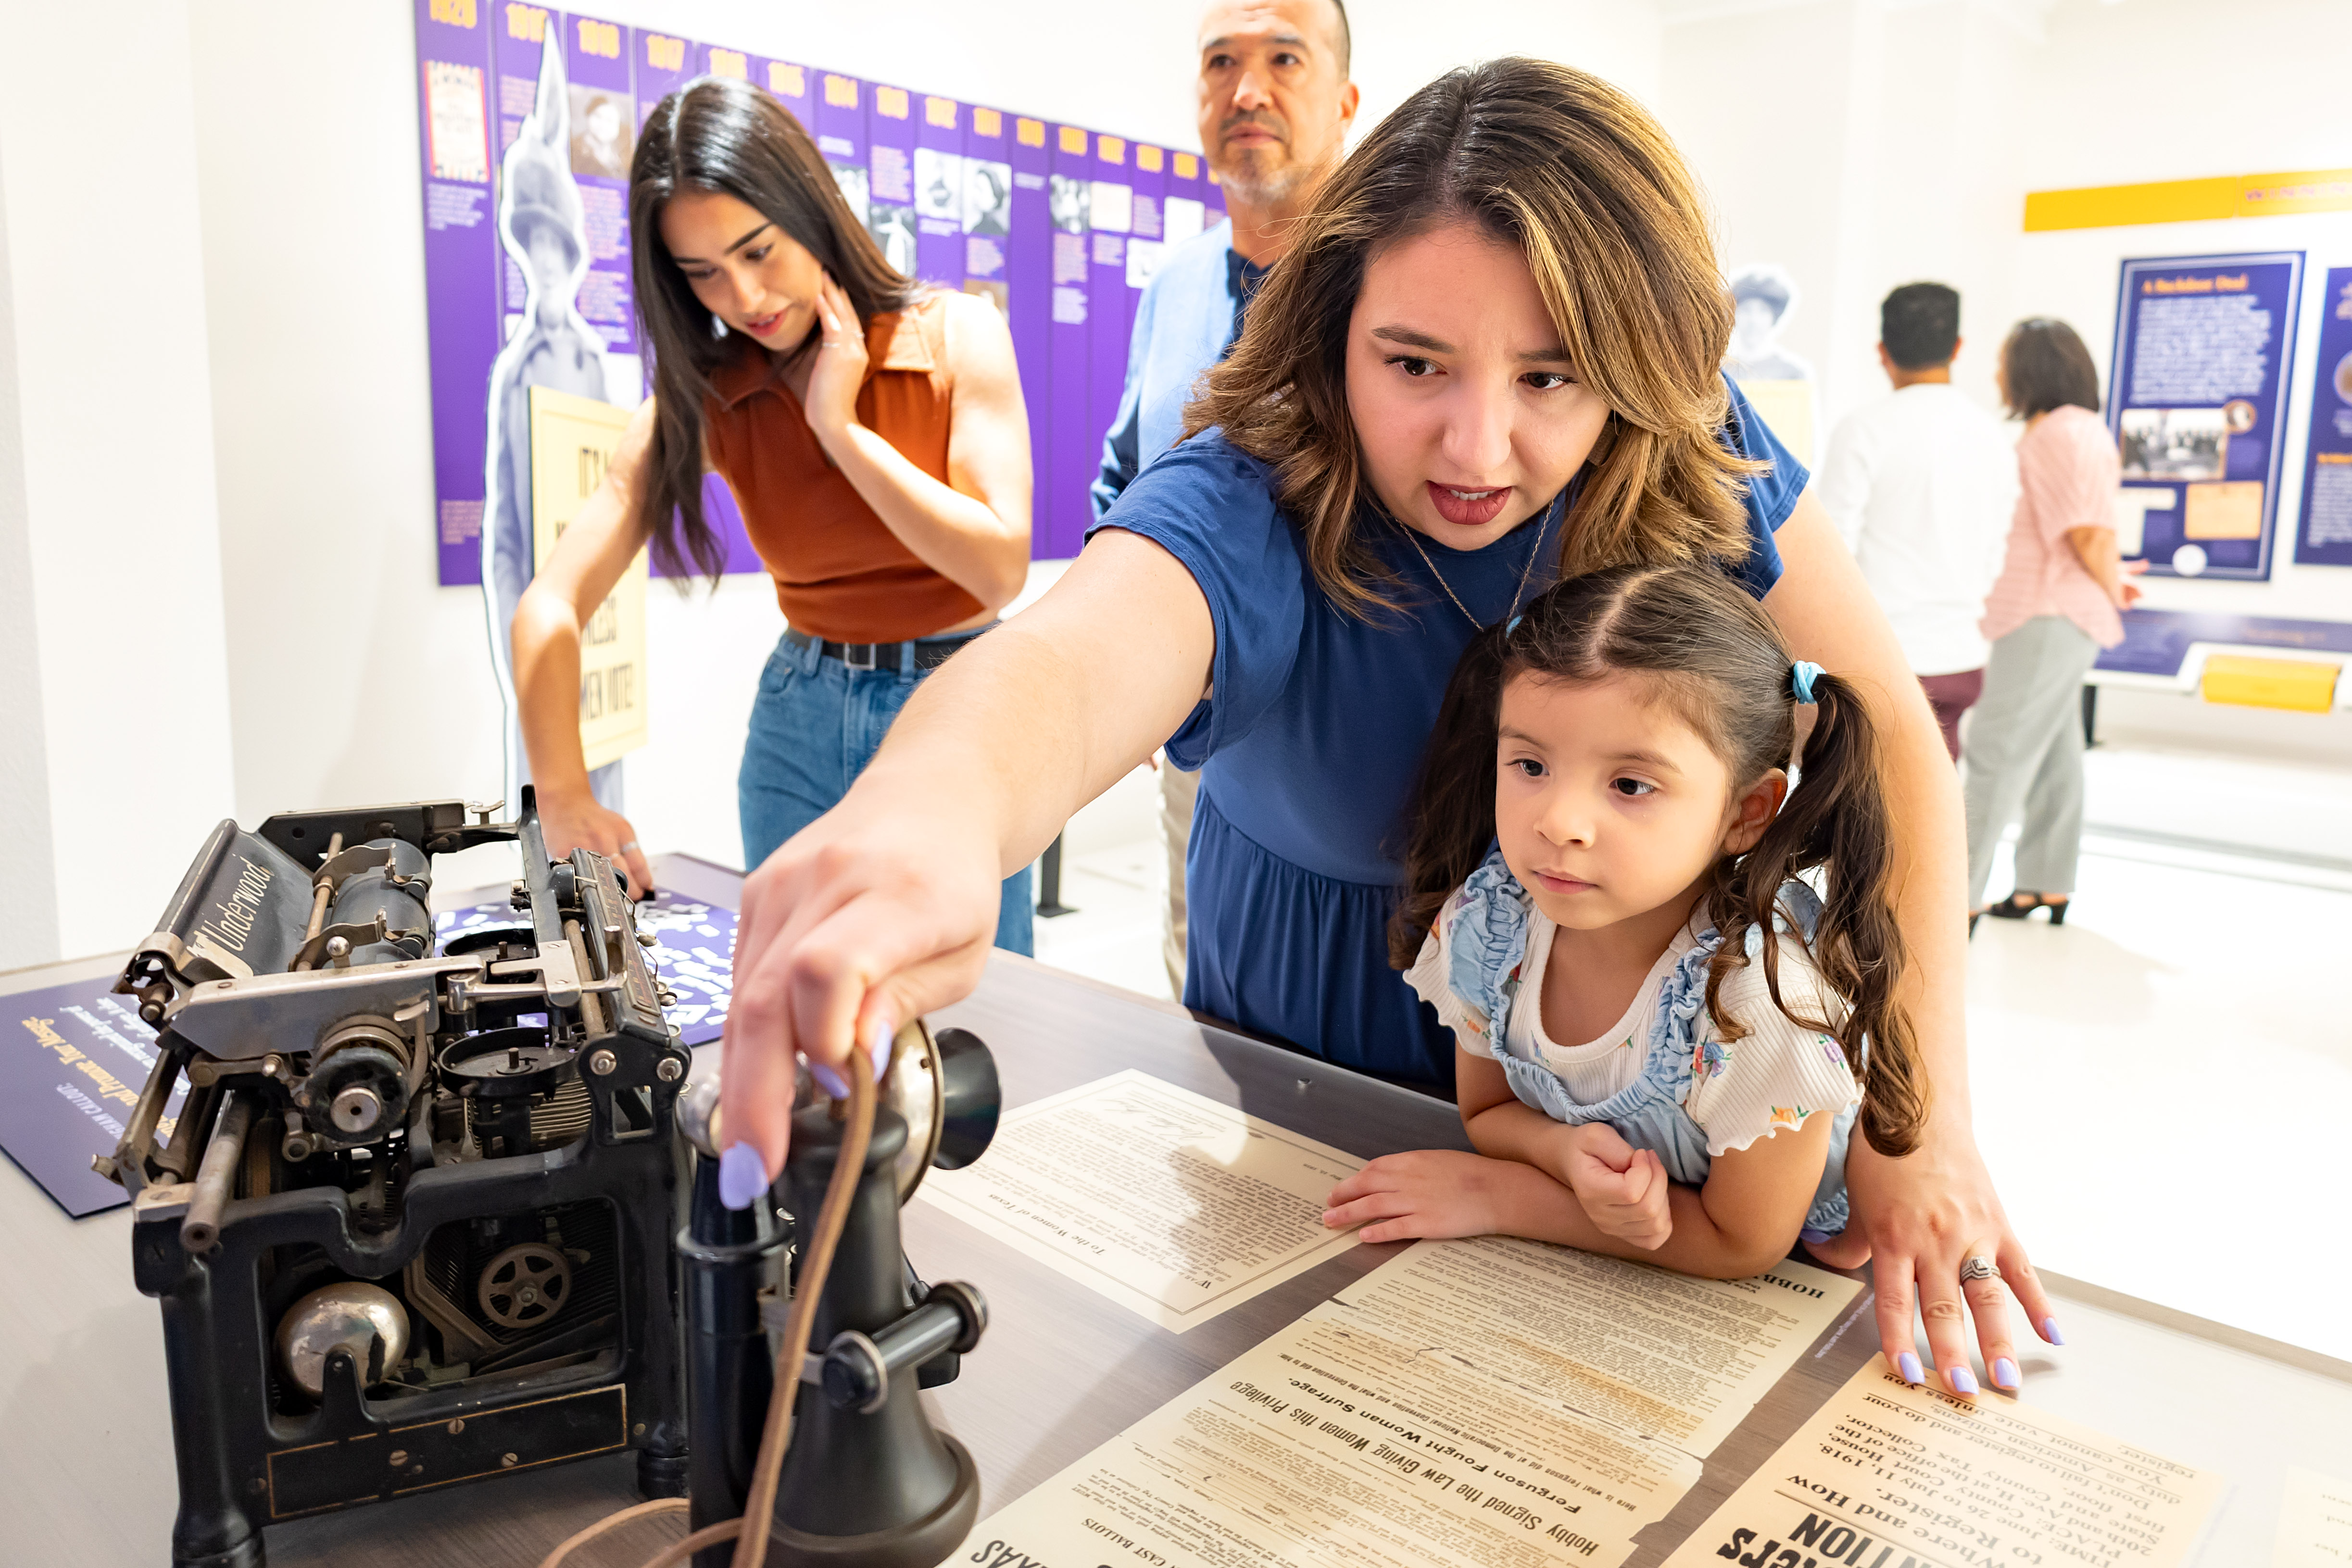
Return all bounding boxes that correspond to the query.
[1811,1122,2061,1396]
[536,789,656,902]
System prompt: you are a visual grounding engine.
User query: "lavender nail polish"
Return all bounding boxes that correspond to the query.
[1948,1367,1979,1396]
[1992,1357,2019,1390]
[1896,1351,1923,1384]
[870,1016,896,1080]
[718,1142,767,1211]
[809,1061,850,1099]
[2040,1317,2066,1346]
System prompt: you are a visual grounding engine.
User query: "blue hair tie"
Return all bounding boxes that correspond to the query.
[1505,614,1523,635]
[1790,660,1824,704]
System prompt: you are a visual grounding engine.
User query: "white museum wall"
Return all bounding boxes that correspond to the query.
[0,2,239,966]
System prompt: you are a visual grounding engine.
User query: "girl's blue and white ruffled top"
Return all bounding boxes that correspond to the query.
[1405,849,1864,1234]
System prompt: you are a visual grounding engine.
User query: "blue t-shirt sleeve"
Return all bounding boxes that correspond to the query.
[1084,433,1305,769]
[1721,373,1811,601]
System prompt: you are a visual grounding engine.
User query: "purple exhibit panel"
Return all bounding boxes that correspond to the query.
[1,972,187,1218]
[1086,132,1133,509]
[960,105,1012,319]
[1008,115,1052,547]
[2294,267,2352,567]
[816,71,869,229]
[1047,125,1094,558]
[1204,162,1226,232]
[2107,251,2304,580]
[1164,148,1208,255]
[564,13,638,373]
[867,84,919,283]
[762,57,814,126]
[415,0,499,588]
[491,8,555,325]
[635,25,693,124]
[1128,141,1168,347]
[914,95,965,291]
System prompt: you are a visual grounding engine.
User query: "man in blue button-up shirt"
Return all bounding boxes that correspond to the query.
[1091,0,1358,995]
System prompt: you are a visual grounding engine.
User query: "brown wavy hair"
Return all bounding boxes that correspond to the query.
[1389,565,1926,1157]
[629,77,920,580]
[1185,57,1761,617]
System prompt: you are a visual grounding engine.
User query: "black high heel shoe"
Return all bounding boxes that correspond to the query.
[1987,891,2069,925]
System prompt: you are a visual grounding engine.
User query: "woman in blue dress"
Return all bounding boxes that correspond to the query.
[717,60,2058,1394]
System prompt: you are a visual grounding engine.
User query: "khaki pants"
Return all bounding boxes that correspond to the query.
[1963,616,2100,905]
[1159,764,1199,998]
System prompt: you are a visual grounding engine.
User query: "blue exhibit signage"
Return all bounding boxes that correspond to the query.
[2294,266,2352,567]
[2107,251,2304,580]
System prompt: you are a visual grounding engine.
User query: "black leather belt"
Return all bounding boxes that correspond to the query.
[784,625,990,672]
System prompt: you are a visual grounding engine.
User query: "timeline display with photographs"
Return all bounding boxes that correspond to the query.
[2294,265,2352,567]
[415,1,1220,584]
[2106,251,2304,580]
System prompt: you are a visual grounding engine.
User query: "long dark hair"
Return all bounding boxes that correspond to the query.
[629,77,920,579]
[1186,58,1761,618]
[1390,565,1925,1156]
[2000,316,2101,419]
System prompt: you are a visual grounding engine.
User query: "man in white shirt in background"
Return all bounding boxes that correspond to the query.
[1817,282,2020,760]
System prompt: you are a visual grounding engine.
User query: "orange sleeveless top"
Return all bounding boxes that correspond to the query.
[704,293,982,643]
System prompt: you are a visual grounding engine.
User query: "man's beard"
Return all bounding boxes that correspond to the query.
[1217,147,1315,208]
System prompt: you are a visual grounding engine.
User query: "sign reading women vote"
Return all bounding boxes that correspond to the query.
[2294,267,2352,567]
[2107,251,2303,580]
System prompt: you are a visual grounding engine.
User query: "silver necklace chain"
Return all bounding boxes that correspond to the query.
[1396,496,1558,631]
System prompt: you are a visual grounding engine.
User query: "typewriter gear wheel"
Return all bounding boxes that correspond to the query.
[477,1242,573,1329]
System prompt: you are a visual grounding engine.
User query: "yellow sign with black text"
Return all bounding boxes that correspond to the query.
[529,387,646,771]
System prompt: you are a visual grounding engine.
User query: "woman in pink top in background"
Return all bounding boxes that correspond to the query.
[1963,318,2145,931]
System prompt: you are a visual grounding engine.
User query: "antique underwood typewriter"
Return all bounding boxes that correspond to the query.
[100,793,691,1568]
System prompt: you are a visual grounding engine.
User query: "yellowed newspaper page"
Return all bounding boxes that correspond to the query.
[961,1305,1703,1568]
[2276,1466,2352,1565]
[915,1070,1365,1331]
[1659,1358,2226,1568]
[1335,1235,1863,1457]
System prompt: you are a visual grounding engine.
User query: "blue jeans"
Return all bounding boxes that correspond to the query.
[738,630,1034,955]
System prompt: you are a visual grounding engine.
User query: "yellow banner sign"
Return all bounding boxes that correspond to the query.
[2025,165,2352,231]
[529,387,647,772]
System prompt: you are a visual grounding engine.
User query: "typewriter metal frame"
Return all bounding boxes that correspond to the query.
[104,794,690,1568]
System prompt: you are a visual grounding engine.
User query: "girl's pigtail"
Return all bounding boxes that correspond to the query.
[1707,671,1926,1156]
[1388,621,1514,969]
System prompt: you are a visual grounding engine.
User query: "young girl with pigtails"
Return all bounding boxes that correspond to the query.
[1322,563,1927,1285]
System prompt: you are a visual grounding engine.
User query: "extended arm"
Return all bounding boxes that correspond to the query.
[804,283,1030,613]
[2064,525,2144,609]
[1763,491,2057,1389]
[1327,1049,1832,1279]
[510,396,661,896]
[717,527,1214,1182]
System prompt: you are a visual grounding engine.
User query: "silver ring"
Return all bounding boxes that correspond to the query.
[618,840,640,853]
[1958,1255,2001,1285]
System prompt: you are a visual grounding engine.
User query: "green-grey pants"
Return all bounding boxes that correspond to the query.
[1963,615,2101,905]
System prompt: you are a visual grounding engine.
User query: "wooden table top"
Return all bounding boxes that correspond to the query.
[3,852,2346,1567]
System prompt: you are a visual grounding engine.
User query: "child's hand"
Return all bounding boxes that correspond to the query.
[1559,1123,1673,1250]
[1322,1150,1525,1244]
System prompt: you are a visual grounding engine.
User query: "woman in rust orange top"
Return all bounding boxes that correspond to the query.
[512,77,1036,953]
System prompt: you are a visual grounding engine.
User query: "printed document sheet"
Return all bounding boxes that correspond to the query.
[2277,1467,2352,1566]
[1659,1357,2226,1568]
[959,1235,1861,1568]
[916,1070,1366,1331]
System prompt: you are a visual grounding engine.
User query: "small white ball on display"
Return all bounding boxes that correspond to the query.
[2171,543,2209,577]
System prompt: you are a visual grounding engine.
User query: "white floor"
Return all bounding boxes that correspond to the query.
[1030,725,2352,1364]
